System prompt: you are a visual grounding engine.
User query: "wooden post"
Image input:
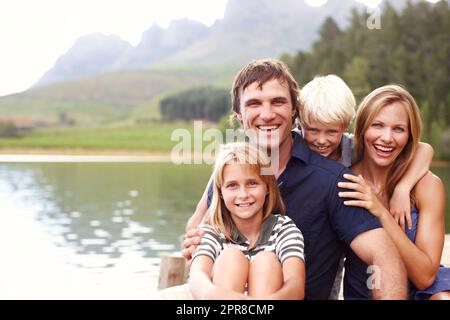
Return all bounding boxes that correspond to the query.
[158,252,188,290]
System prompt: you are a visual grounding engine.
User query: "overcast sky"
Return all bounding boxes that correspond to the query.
[0,0,441,97]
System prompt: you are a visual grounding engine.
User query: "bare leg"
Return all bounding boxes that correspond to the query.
[429,291,450,300]
[212,248,249,293]
[248,251,283,298]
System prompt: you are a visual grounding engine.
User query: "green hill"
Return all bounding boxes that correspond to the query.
[0,65,237,126]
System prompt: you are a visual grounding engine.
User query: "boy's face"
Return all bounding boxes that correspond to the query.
[301,120,347,160]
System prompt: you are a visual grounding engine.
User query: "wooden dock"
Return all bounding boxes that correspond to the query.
[151,234,450,299]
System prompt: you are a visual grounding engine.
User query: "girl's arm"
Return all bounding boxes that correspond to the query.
[339,172,445,290]
[189,256,248,300]
[266,258,305,300]
[389,142,434,231]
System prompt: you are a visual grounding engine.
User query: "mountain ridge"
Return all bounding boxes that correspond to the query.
[35,0,373,87]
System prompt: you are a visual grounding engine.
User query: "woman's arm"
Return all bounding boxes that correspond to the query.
[390,142,434,230]
[189,256,248,300]
[266,258,305,300]
[401,172,445,289]
[339,172,445,290]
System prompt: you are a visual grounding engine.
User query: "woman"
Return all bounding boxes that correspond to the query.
[338,84,450,300]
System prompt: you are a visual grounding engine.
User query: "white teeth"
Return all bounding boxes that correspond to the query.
[236,202,253,207]
[374,145,394,152]
[258,125,278,131]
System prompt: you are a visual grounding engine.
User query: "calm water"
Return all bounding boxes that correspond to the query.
[0,162,211,299]
[0,162,448,298]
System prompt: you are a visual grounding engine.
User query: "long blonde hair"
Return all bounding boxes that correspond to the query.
[354,84,422,202]
[203,142,285,241]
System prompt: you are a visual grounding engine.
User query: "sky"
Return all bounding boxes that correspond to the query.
[0,0,442,97]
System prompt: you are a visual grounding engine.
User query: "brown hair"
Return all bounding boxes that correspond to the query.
[354,84,422,202]
[231,59,300,123]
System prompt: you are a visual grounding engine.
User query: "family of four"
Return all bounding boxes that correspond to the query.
[181,59,449,300]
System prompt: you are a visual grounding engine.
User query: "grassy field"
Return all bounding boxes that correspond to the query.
[0,121,220,152]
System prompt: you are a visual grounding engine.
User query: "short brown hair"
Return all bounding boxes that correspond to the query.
[231,59,300,121]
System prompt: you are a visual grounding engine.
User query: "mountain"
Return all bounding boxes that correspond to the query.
[112,19,210,70]
[164,0,367,65]
[35,0,370,87]
[37,33,132,87]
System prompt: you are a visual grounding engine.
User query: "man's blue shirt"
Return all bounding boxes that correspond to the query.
[207,131,381,299]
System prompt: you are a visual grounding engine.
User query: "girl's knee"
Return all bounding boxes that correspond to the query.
[251,251,279,265]
[213,248,249,292]
[248,251,283,297]
[218,247,247,261]
[215,247,249,271]
[249,251,282,276]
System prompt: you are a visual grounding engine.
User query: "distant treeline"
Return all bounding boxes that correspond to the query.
[282,1,450,160]
[160,87,230,122]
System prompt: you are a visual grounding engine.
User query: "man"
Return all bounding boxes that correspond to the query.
[184,59,407,299]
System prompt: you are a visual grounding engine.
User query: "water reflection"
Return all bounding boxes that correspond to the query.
[1,162,210,257]
[0,162,211,298]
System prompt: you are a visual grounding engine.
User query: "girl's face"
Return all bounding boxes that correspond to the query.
[363,102,410,168]
[220,163,268,225]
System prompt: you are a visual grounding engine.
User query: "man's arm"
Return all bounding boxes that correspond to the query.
[349,228,408,299]
[185,186,209,231]
[183,178,211,260]
[390,142,434,230]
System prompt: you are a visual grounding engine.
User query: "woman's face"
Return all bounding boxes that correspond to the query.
[363,102,410,168]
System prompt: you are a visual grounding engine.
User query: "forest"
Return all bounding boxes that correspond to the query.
[282,1,450,159]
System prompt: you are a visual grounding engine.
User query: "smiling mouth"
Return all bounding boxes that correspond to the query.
[314,145,329,152]
[235,201,255,208]
[256,125,279,132]
[373,144,395,156]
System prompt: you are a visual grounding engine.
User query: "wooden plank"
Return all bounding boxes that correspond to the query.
[158,253,188,290]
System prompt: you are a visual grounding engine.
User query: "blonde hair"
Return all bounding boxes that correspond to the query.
[299,75,355,128]
[204,142,285,241]
[354,84,422,201]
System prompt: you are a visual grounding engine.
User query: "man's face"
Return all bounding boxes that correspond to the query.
[236,79,296,151]
[301,120,346,160]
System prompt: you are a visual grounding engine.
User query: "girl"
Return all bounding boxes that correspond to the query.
[338,85,450,300]
[189,142,305,300]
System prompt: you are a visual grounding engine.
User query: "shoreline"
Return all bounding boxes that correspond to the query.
[1,148,449,167]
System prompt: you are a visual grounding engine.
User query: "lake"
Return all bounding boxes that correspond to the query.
[0,161,448,298]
